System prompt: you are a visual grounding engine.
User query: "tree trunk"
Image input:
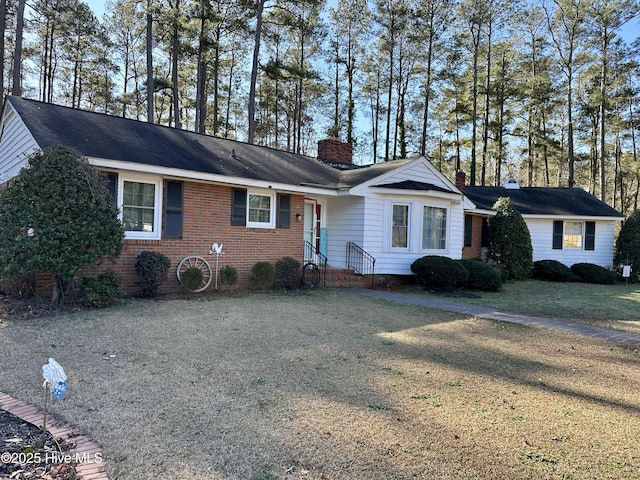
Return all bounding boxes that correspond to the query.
[248,0,265,144]
[171,0,181,129]
[0,0,6,95]
[146,9,154,123]
[11,0,25,96]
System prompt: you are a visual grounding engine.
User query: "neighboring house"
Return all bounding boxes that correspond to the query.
[0,96,468,293]
[461,177,625,268]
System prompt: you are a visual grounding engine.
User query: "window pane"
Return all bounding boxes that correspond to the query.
[123,206,155,232]
[564,221,582,248]
[124,181,155,207]
[422,206,447,249]
[392,205,408,248]
[248,194,271,224]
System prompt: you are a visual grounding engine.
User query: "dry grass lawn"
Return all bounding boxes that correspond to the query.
[1,290,639,480]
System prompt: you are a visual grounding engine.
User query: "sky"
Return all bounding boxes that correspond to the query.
[84,0,639,45]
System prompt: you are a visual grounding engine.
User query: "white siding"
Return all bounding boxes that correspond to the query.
[0,105,40,181]
[325,196,365,268]
[527,218,617,268]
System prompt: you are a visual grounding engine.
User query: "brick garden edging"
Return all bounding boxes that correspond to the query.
[0,392,108,480]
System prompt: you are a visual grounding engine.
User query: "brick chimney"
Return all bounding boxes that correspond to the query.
[455,170,466,192]
[318,137,352,165]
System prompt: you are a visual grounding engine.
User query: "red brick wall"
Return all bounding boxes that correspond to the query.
[40,181,306,296]
[462,214,484,259]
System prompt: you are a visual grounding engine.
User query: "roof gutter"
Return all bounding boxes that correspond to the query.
[89,158,341,196]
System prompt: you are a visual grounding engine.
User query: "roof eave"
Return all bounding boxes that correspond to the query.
[90,158,340,196]
[369,186,462,203]
[521,214,625,221]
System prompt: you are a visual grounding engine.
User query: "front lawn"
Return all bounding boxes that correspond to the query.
[1,291,639,479]
[423,280,640,333]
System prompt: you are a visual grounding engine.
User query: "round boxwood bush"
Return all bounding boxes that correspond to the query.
[570,263,616,285]
[180,266,204,292]
[251,261,275,290]
[219,265,238,291]
[274,256,301,289]
[458,259,502,291]
[411,255,469,291]
[532,259,574,282]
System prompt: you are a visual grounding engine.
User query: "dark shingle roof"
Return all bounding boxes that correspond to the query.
[464,186,624,218]
[7,96,343,187]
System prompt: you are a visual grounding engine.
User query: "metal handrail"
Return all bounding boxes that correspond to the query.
[346,241,376,287]
[304,241,327,287]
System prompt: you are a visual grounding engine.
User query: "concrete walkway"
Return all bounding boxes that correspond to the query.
[338,288,640,346]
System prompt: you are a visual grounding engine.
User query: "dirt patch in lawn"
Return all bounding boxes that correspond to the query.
[1,291,639,479]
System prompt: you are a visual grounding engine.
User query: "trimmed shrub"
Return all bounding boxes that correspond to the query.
[614,209,640,282]
[570,263,616,285]
[532,260,574,282]
[219,265,238,292]
[0,145,124,304]
[458,259,502,291]
[180,266,204,292]
[81,270,123,308]
[251,261,275,290]
[411,255,469,291]
[274,256,301,289]
[135,251,171,297]
[487,197,533,280]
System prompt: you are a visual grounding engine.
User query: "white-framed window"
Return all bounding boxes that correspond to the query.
[118,175,162,239]
[563,221,583,248]
[391,204,409,248]
[247,191,276,228]
[422,206,447,250]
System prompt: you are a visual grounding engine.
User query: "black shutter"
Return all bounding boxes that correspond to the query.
[231,188,247,226]
[277,194,291,229]
[585,221,595,250]
[106,172,117,201]
[553,220,563,249]
[464,215,473,247]
[163,181,183,239]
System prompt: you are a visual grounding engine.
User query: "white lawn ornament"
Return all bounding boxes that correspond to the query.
[42,358,67,403]
[209,243,224,289]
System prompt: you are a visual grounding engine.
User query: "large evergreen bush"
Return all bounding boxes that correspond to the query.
[487,197,533,280]
[614,209,640,282]
[0,145,124,304]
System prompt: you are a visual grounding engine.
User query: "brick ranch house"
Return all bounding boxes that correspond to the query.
[0,96,475,294]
